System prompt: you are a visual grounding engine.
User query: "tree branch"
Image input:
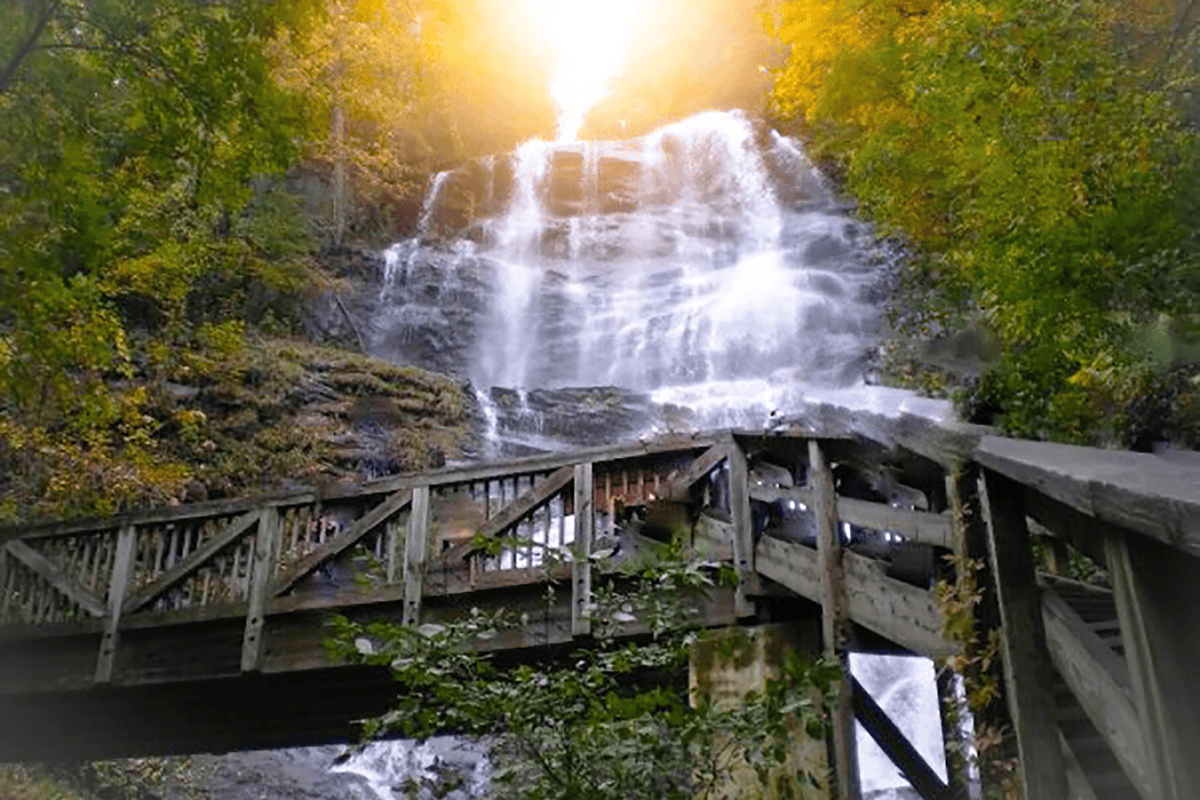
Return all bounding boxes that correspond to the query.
[0,0,62,96]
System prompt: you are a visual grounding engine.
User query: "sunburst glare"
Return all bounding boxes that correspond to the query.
[521,0,644,141]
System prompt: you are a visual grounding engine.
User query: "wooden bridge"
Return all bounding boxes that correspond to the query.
[1,403,1198,800]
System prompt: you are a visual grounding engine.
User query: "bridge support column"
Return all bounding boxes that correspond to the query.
[1106,531,1200,800]
[978,470,1066,800]
[690,621,830,799]
[809,439,858,800]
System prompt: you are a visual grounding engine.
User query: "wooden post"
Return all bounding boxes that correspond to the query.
[95,524,137,683]
[727,438,755,618]
[977,470,1066,800]
[241,507,279,673]
[944,464,1014,776]
[385,518,399,584]
[572,463,593,637]
[403,486,430,627]
[1042,536,1070,577]
[1105,530,1200,800]
[0,542,8,621]
[809,439,858,800]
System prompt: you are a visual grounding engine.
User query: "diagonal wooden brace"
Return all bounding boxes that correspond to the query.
[440,465,574,564]
[272,490,412,597]
[5,539,106,617]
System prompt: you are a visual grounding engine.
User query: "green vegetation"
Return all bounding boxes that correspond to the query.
[0,0,483,524]
[770,0,1200,447]
[328,542,841,800]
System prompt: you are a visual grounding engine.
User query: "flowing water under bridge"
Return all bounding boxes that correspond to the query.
[2,403,1198,800]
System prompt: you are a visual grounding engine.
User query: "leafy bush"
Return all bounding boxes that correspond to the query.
[770,0,1200,446]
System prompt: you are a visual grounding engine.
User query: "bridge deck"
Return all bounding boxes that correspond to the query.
[2,408,1198,800]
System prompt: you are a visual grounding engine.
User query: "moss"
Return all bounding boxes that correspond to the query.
[0,335,471,522]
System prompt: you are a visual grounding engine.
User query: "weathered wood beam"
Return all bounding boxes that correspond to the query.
[95,524,137,683]
[851,673,958,800]
[751,485,953,548]
[1059,732,1101,800]
[976,435,1200,557]
[760,402,992,468]
[727,442,755,617]
[4,540,105,617]
[1021,489,1111,567]
[2,493,317,544]
[439,466,574,564]
[1041,585,1151,800]
[661,443,729,502]
[1105,530,1200,800]
[808,439,858,800]
[572,463,593,637]
[241,509,277,673]
[403,487,430,627]
[978,469,1066,800]
[124,511,260,614]
[755,536,954,655]
[272,490,413,597]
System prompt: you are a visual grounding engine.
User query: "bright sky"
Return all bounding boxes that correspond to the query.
[520,0,644,140]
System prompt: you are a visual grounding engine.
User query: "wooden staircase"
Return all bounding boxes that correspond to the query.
[1045,577,1141,800]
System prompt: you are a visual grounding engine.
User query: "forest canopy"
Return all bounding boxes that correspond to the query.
[769,0,1200,446]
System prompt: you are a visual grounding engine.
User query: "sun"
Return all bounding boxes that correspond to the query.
[520,0,645,141]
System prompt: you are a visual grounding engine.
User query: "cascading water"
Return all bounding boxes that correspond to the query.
[368,109,912,452]
[351,109,956,798]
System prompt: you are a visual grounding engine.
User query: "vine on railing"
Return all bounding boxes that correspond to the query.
[936,525,1021,800]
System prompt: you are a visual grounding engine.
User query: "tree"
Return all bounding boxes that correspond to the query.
[326,542,841,800]
[0,0,320,519]
[770,0,1200,446]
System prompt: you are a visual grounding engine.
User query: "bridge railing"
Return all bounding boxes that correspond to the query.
[972,438,1200,800]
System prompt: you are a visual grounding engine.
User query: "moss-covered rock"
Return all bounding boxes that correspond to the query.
[0,337,472,523]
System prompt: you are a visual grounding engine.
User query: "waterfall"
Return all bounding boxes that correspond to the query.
[357,109,953,797]
[376,110,883,420]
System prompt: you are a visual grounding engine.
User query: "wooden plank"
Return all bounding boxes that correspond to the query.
[241,509,277,672]
[1059,733,1101,800]
[751,485,952,548]
[1,492,317,543]
[1022,489,1111,567]
[1105,530,1200,800]
[271,491,412,596]
[4,540,105,618]
[842,548,954,656]
[95,524,137,683]
[572,463,593,637]
[0,545,8,621]
[851,673,957,800]
[385,518,399,584]
[440,466,574,563]
[727,442,754,617]
[976,435,1200,557]
[403,487,430,627]
[1041,585,1151,800]
[368,431,732,492]
[978,469,1066,800]
[808,439,857,800]
[662,443,729,502]
[755,535,954,655]
[123,511,260,614]
[756,401,991,468]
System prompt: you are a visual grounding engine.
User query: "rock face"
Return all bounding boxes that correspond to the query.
[310,110,894,454]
